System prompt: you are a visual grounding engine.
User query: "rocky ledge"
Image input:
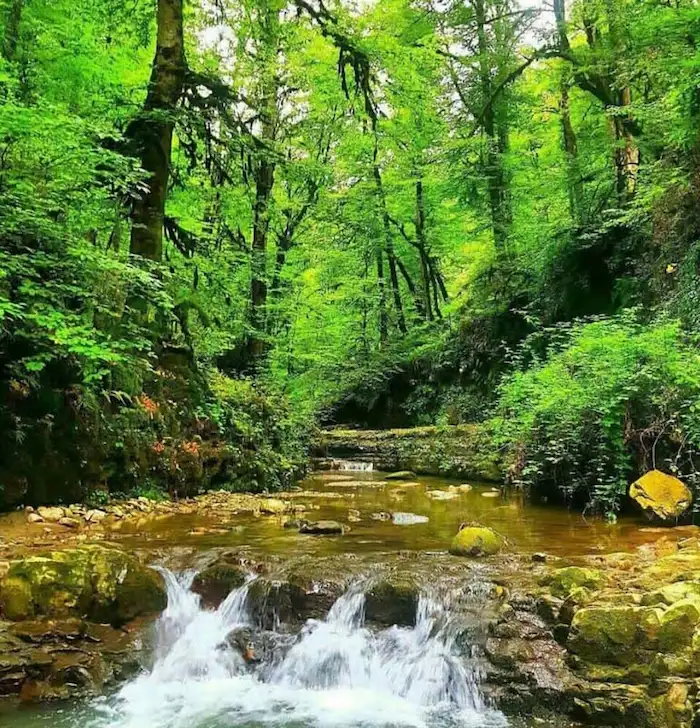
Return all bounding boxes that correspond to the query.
[0,544,165,702]
[313,425,503,481]
[186,534,700,728]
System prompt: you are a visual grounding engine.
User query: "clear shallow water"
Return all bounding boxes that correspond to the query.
[106,468,694,558]
[6,570,507,728]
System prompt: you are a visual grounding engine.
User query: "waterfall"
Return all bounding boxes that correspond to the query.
[93,570,507,728]
[333,459,374,472]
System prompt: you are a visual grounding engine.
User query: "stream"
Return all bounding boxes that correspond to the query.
[2,465,685,728]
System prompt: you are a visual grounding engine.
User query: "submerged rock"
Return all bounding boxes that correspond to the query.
[629,470,692,521]
[259,498,288,515]
[299,520,344,535]
[426,489,458,500]
[449,525,502,557]
[0,544,166,625]
[385,471,417,481]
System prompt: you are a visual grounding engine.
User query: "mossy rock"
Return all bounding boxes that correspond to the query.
[449,526,502,557]
[641,581,700,607]
[546,567,603,598]
[0,545,165,626]
[0,577,34,620]
[192,564,247,608]
[658,598,700,652]
[365,577,418,626]
[629,470,692,521]
[567,606,662,665]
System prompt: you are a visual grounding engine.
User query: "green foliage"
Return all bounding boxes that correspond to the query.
[493,316,700,514]
[2,0,700,514]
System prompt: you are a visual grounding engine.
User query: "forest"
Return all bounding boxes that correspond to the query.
[1,0,699,517]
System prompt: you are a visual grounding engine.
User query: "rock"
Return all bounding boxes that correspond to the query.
[192,563,247,608]
[449,525,503,557]
[84,509,107,523]
[641,581,700,607]
[629,470,692,521]
[365,577,418,626]
[457,484,473,492]
[385,471,417,481]
[391,512,429,525]
[259,498,287,515]
[426,489,458,500]
[546,567,603,598]
[0,577,33,620]
[299,520,344,535]
[347,509,361,523]
[36,507,64,523]
[26,513,44,524]
[247,567,346,627]
[658,598,700,651]
[282,517,305,529]
[567,606,662,665]
[481,491,500,498]
[58,517,80,529]
[0,545,166,625]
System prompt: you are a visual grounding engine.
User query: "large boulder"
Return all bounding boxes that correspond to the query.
[629,470,692,522]
[0,545,166,625]
[449,525,502,557]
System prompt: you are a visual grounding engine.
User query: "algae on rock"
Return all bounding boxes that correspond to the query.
[0,545,166,625]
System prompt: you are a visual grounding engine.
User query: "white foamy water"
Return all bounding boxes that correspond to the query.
[333,459,374,472]
[91,570,507,728]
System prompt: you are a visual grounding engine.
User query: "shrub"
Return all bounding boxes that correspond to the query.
[493,315,700,515]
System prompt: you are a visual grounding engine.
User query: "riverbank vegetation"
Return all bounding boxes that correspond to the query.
[1,0,699,514]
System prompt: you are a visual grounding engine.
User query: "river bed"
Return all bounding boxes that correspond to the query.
[2,466,694,728]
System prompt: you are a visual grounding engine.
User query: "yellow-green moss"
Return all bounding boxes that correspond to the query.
[449,526,503,557]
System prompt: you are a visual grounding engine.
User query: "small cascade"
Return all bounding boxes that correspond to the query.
[333,459,374,472]
[94,570,507,728]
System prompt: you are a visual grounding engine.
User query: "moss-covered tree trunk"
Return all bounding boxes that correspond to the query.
[473,0,511,253]
[2,0,23,61]
[128,0,186,261]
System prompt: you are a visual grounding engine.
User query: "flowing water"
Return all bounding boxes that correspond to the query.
[8,569,508,728]
[3,465,688,728]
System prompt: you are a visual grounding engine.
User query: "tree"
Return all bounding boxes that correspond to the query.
[128,0,186,261]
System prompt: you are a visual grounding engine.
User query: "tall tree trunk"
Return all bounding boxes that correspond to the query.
[128,0,186,261]
[2,0,23,61]
[245,5,280,362]
[612,87,639,200]
[473,0,510,252]
[373,137,406,334]
[375,247,388,346]
[559,80,584,222]
[248,158,275,358]
[414,178,433,320]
